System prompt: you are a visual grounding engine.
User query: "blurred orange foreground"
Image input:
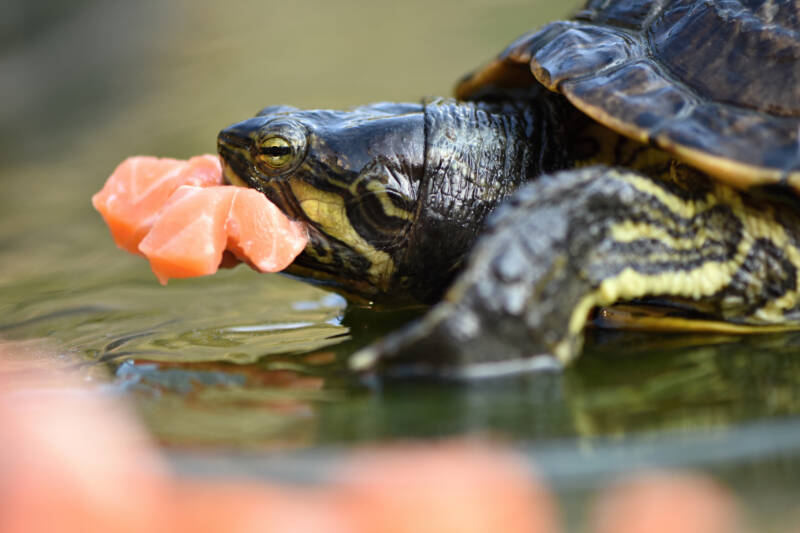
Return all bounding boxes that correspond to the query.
[0,341,748,533]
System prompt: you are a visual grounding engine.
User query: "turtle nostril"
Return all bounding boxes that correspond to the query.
[217,129,250,151]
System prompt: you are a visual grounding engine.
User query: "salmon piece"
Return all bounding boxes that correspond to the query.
[92,155,223,254]
[225,188,308,273]
[94,154,308,284]
[138,186,236,284]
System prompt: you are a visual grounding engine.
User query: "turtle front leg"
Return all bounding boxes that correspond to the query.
[351,166,800,378]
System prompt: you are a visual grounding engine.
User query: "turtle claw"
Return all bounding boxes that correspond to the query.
[348,303,461,376]
[349,301,563,380]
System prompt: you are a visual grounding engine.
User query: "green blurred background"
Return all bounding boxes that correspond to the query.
[2,0,577,173]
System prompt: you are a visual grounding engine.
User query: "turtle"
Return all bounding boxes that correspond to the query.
[217,0,800,378]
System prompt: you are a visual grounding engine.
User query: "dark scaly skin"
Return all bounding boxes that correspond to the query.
[218,96,572,305]
[218,98,800,377]
[350,166,800,378]
[216,0,800,377]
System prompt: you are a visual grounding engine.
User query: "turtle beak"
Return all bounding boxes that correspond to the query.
[217,121,261,188]
[218,117,264,148]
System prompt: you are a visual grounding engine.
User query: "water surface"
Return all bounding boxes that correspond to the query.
[2,1,798,529]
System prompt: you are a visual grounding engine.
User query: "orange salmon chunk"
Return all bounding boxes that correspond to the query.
[226,188,308,273]
[138,186,236,285]
[92,155,223,254]
[94,155,308,283]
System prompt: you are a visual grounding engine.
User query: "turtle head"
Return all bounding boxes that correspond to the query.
[217,103,426,305]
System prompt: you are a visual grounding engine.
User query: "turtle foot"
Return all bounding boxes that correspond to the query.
[349,301,562,380]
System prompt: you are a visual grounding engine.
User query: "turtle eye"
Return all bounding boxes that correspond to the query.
[252,119,308,177]
[257,136,293,170]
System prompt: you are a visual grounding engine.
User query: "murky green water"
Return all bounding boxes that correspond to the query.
[2,1,799,529]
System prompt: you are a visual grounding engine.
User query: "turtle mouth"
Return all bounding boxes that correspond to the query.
[217,131,258,187]
[217,133,308,223]
[217,134,377,301]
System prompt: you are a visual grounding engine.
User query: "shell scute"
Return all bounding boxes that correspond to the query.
[519,22,637,91]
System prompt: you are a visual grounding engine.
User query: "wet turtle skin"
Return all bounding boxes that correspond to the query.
[218,0,800,378]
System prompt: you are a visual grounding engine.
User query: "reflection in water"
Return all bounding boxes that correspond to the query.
[0,268,350,447]
[571,330,800,438]
[118,357,340,448]
[315,329,800,446]
[5,267,800,452]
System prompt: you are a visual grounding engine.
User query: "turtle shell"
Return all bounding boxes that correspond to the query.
[457,0,800,191]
